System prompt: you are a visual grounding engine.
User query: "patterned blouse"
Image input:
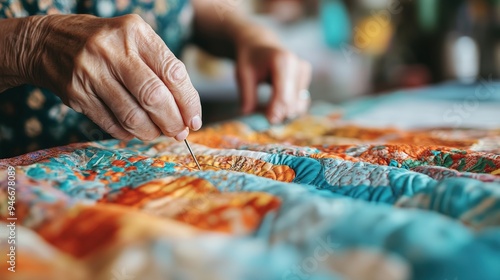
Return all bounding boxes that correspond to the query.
[0,0,193,158]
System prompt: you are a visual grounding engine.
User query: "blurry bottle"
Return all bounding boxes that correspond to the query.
[442,1,481,83]
[351,0,403,91]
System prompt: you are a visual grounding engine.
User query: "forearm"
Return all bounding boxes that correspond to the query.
[191,0,281,59]
[0,16,45,92]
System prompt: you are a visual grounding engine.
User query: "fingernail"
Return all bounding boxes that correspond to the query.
[190,115,202,131]
[174,129,189,141]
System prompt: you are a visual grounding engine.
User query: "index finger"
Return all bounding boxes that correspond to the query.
[137,28,203,132]
[114,55,188,140]
[268,52,299,123]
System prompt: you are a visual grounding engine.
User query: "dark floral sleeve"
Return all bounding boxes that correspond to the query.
[0,0,77,18]
[0,0,27,18]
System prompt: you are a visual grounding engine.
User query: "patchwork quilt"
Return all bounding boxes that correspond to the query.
[1,87,500,280]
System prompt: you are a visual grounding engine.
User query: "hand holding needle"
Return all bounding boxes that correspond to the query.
[184,139,202,170]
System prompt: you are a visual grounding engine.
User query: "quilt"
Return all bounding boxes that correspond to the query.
[1,86,500,280]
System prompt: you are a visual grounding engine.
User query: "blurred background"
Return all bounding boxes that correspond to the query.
[184,0,500,122]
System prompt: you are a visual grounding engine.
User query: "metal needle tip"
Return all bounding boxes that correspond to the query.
[184,139,202,171]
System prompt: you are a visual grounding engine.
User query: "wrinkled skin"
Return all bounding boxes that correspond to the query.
[0,7,312,142]
[35,14,201,141]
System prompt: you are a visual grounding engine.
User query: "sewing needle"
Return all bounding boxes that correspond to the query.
[184,139,202,171]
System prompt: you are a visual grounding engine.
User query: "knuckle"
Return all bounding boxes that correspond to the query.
[102,121,121,135]
[138,78,167,108]
[113,14,146,41]
[274,50,295,65]
[73,51,87,68]
[122,14,144,28]
[121,108,143,131]
[162,125,185,137]
[165,58,188,83]
[143,27,160,42]
[86,32,101,46]
[85,32,110,54]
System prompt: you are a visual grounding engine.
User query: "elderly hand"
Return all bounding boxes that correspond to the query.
[235,27,312,124]
[23,14,201,141]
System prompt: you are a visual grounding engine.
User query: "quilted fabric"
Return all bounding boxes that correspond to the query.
[1,100,500,279]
